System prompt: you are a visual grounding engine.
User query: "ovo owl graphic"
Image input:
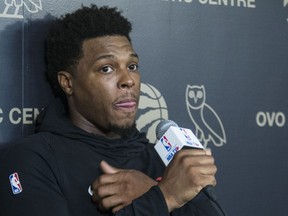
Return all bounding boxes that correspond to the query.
[185,85,226,148]
[0,0,42,19]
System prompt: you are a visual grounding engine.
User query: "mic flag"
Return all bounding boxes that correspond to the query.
[154,120,204,166]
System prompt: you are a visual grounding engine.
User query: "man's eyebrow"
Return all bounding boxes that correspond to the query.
[95,53,139,61]
[95,54,115,61]
[131,53,139,59]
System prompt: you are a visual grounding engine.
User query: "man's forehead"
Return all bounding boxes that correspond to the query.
[84,36,131,48]
[82,36,137,58]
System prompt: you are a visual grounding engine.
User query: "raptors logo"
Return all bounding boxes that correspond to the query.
[136,83,169,143]
[0,0,42,19]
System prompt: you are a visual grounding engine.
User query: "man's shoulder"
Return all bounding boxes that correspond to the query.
[0,133,61,183]
[2,132,59,162]
[13,132,53,150]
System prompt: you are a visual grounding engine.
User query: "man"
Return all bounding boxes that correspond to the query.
[0,5,226,215]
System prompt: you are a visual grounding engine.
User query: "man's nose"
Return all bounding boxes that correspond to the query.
[117,69,135,89]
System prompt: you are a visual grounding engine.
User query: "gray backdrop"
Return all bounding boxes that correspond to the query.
[1,0,288,215]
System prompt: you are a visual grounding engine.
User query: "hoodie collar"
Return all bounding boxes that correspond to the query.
[35,98,149,157]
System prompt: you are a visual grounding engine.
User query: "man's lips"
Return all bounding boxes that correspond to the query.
[115,99,137,109]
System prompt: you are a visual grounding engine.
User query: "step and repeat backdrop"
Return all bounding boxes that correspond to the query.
[0,0,288,215]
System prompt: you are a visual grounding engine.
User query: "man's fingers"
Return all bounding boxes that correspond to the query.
[173,150,215,168]
[201,175,217,188]
[92,161,121,188]
[101,195,126,212]
[200,164,217,175]
[112,204,126,213]
[92,162,123,205]
[100,160,120,174]
[96,195,122,212]
[204,148,212,155]
[93,186,128,213]
[176,149,208,157]
[91,162,158,212]
[92,174,116,190]
[92,183,116,202]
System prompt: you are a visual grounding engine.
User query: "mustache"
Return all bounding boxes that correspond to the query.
[113,92,139,104]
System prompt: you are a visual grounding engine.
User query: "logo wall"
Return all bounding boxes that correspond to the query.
[185,85,226,148]
[162,0,256,8]
[136,83,227,148]
[256,111,286,127]
[0,0,42,19]
[284,0,288,23]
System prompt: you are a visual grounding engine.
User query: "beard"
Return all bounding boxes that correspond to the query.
[109,122,137,139]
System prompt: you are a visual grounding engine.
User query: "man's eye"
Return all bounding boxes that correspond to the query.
[101,66,114,73]
[128,64,139,71]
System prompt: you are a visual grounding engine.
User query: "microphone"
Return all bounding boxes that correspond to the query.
[154,120,217,201]
[155,120,227,215]
[155,120,178,140]
[155,120,204,166]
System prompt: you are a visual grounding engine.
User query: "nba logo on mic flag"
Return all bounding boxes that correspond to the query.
[160,136,172,151]
[9,172,23,194]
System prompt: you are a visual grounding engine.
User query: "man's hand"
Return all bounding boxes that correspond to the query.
[158,149,217,212]
[91,161,157,213]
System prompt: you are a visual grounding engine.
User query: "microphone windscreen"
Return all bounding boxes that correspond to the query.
[155,120,178,140]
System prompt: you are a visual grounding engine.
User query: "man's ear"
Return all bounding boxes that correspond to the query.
[57,71,74,95]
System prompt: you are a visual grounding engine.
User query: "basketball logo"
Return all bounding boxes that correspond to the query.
[136,83,169,143]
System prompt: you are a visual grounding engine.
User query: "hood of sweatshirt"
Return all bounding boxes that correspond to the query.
[34,98,149,158]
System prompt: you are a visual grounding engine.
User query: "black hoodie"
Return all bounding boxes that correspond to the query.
[0,98,226,216]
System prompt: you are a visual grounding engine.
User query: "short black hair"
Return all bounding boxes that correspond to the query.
[45,4,132,99]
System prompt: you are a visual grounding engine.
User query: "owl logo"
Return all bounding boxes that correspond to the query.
[0,0,42,19]
[185,85,226,148]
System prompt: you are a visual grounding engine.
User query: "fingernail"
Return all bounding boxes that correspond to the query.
[205,148,212,155]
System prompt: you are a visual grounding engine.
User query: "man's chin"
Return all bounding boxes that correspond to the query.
[109,122,137,138]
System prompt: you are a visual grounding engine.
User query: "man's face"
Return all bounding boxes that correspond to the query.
[63,36,141,138]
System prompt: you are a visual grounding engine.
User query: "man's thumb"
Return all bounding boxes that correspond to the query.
[100,160,120,174]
